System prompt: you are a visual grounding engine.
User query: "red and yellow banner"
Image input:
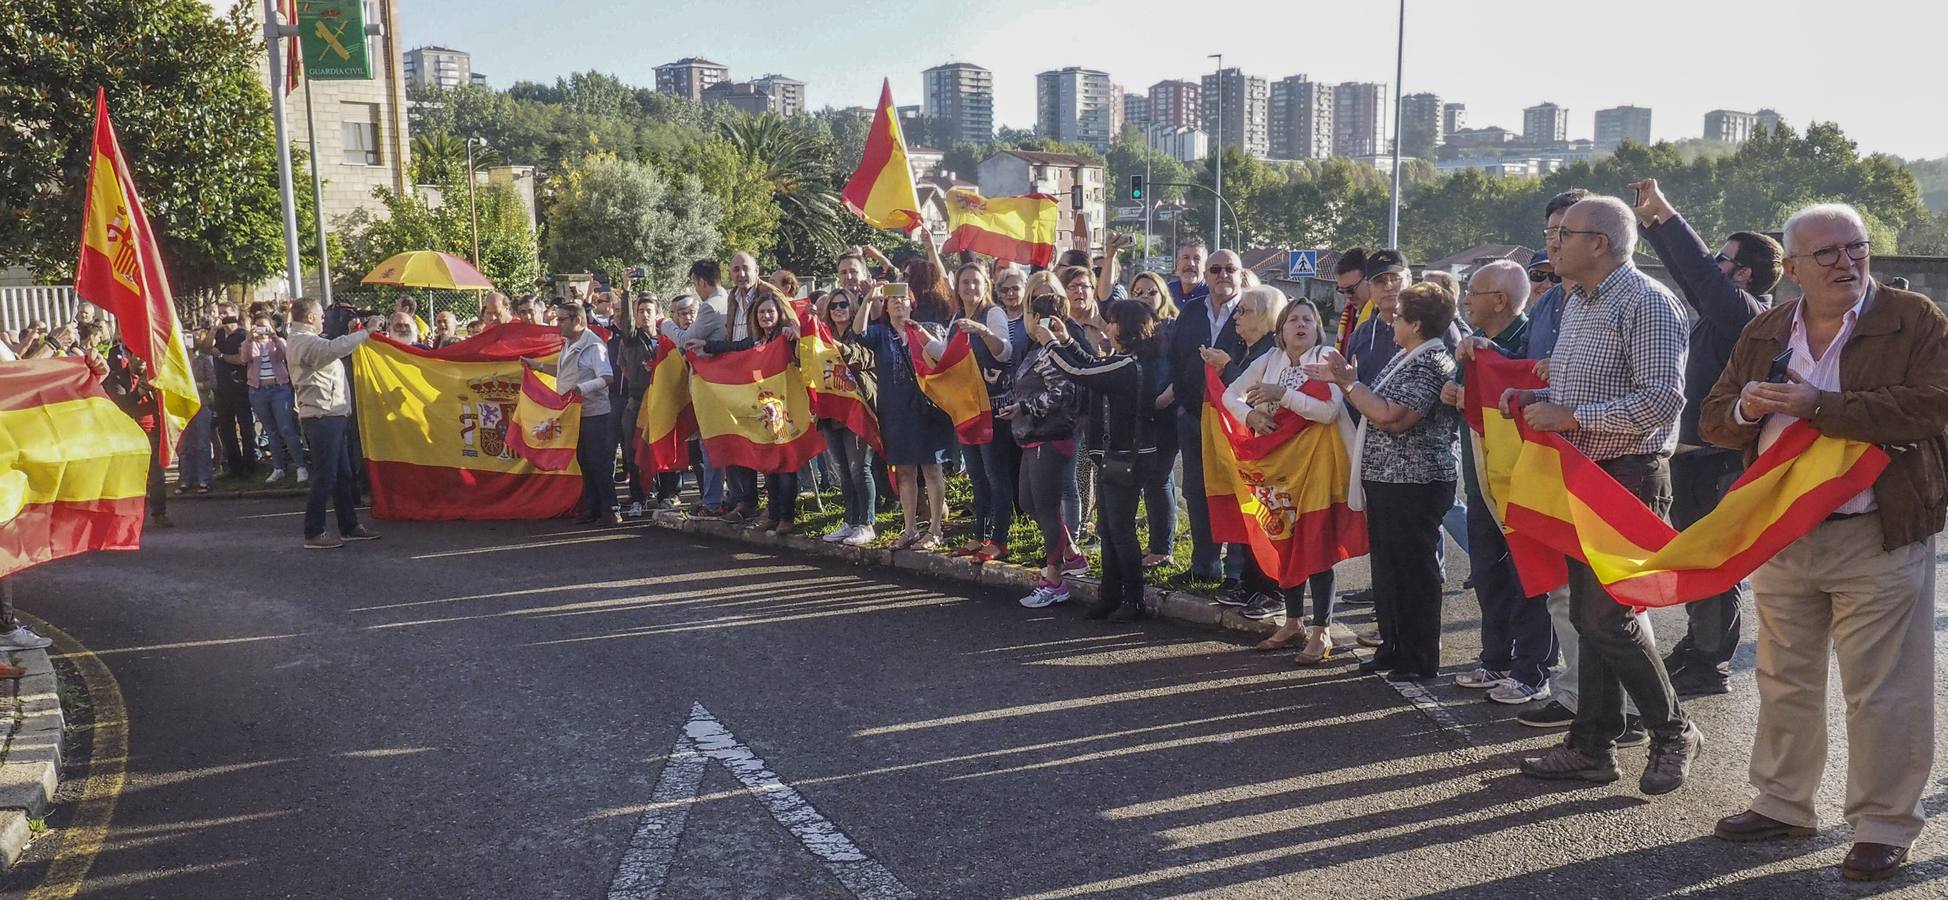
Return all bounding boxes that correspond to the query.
[840,79,922,233]
[687,337,827,472]
[76,87,200,465]
[352,324,584,520]
[1201,365,1367,586]
[507,368,582,472]
[940,189,1059,268]
[635,333,696,474]
[797,311,881,453]
[909,326,992,445]
[0,359,151,577]
[1465,349,1890,607]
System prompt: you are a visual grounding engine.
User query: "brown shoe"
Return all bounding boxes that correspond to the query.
[1294,626,1333,666]
[772,519,795,536]
[0,661,25,680]
[1254,622,1305,652]
[1713,810,1815,843]
[304,534,344,550]
[1840,842,1909,881]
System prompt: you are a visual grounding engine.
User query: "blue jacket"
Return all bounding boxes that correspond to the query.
[1640,214,1770,445]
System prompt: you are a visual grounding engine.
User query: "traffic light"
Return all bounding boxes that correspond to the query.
[1130,175,1144,200]
[1070,184,1084,210]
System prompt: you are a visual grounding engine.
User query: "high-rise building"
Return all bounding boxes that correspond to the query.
[1523,102,1568,144]
[1036,67,1118,152]
[1755,108,1785,136]
[1123,93,1149,128]
[1145,125,1208,164]
[1594,105,1653,151]
[1332,82,1387,157]
[702,82,775,117]
[655,57,730,102]
[1704,109,1759,144]
[1399,92,1444,158]
[750,75,806,117]
[402,45,472,91]
[1443,102,1466,135]
[922,62,995,143]
[1201,68,1269,158]
[1269,76,1333,160]
[1147,80,1201,130]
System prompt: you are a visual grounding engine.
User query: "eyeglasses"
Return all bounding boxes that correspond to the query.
[1334,285,1360,296]
[1557,227,1604,243]
[1466,289,1506,299]
[1794,240,1871,268]
[1207,265,1238,274]
[1529,271,1562,284]
[1541,227,1565,243]
[828,301,850,310]
[998,286,1023,295]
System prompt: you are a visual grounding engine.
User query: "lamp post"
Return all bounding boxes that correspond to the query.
[1209,53,1223,250]
[1387,0,1406,250]
[465,137,487,268]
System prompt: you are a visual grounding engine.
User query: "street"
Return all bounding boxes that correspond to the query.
[2,497,1946,899]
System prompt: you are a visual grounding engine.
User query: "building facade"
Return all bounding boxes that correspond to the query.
[1443,102,1466,135]
[1332,82,1387,158]
[1036,67,1118,152]
[1594,105,1652,151]
[1146,80,1201,130]
[1269,76,1332,160]
[1399,92,1444,158]
[1145,125,1209,164]
[751,75,806,117]
[1523,102,1568,144]
[921,62,994,142]
[1704,109,1759,144]
[654,57,730,102]
[1123,93,1148,128]
[1201,68,1268,158]
[975,150,1105,249]
[402,45,471,90]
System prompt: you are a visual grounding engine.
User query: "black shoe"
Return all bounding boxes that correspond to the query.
[1340,587,1374,606]
[574,513,601,525]
[1107,603,1142,624]
[1462,576,1475,591]
[1384,669,1435,683]
[1517,700,1576,728]
[1670,666,1731,697]
[1616,715,1649,748]
[1213,581,1251,607]
[1239,593,1285,621]
[1083,601,1116,620]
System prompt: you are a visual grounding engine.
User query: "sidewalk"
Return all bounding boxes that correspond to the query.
[0,645,63,870]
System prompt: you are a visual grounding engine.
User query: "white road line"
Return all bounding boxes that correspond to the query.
[607,702,916,900]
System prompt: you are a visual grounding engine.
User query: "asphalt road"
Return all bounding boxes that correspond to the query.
[3,497,1946,898]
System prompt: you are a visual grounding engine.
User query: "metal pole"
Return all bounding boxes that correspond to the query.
[1210,53,1223,250]
[263,0,303,298]
[1142,150,1153,272]
[1387,0,1406,249]
[302,72,332,303]
[466,139,481,267]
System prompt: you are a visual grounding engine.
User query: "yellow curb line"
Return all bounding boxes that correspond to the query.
[17,612,126,900]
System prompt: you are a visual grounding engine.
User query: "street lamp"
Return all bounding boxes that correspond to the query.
[1209,52,1223,251]
[1387,0,1406,250]
[465,136,487,268]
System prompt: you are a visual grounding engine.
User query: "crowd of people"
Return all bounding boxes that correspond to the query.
[8,184,1939,882]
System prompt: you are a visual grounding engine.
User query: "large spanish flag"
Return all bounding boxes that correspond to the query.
[940,189,1059,268]
[909,326,992,445]
[1201,365,1366,586]
[841,79,922,233]
[635,333,696,474]
[507,368,582,472]
[352,324,584,520]
[75,88,199,466]
[797,311,881,453]
[0,359,151,578]
[1465,349,1889,607]
[688,337,827,472]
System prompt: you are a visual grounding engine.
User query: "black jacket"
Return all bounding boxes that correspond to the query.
[1166,296,1245,413]
[1050,341,1162,458]
[1641,213,1770,445]
[1006,339,1080,445]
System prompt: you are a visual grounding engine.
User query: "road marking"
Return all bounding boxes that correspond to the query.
[1345,643,1485,761]
[19,612,129,900]
[608,702,915,900]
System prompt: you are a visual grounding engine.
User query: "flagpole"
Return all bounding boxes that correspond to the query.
[302,72,332,304]
[263,0,304,298]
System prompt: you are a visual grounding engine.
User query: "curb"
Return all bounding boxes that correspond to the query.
[0,646,62,871]
[173,488,310,500]
[643,510,1361,648]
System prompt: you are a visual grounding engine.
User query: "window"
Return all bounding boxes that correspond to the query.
[341,103,382,166]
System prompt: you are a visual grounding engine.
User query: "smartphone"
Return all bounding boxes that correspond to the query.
[1040,317,1056,331]
[1631,182,1649,208]
[1766,348,1793,384]
[876,283,909,299]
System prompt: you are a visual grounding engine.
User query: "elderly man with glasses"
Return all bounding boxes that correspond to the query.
[1700,203,1948,882]
[1167,249,1250,587]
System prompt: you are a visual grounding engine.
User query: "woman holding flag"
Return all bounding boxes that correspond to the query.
[815,288,880,547]
[855,285,955,549]
[949,262,1016,561]
[699,291,805,534]
[1199,285,1284,607]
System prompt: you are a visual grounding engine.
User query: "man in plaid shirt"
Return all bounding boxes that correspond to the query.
[1504,196,1703,795]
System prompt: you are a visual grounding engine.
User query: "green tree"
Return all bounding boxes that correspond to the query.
[410,133,499,185]
[0,0,309,297]
[1106,134,1189,204]
[677,137,781,257]
[722,114,847,274]
[334,175,538,292]
[543,154,722,294]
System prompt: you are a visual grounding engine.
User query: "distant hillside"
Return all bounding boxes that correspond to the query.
[1907,155,1948,211]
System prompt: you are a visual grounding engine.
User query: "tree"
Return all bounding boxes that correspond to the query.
[0,0,308,297]
[334,175,539,292]
[410,133,498,185]
[677,137,781,257]
[722,114,847,274]
[1106,134,1189,205]
[543,154,722,294]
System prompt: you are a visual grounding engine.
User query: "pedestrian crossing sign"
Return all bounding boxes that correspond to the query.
[1286,249,1319,279]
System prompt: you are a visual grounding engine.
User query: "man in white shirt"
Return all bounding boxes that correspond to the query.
[524,302,621,526]
[286,298,384,549]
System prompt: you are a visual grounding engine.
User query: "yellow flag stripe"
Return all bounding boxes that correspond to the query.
[0,397,151,507]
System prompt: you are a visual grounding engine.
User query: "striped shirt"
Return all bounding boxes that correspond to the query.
[1544,264,1688,461]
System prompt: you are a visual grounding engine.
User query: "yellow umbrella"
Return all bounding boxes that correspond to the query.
[359,251,495,290]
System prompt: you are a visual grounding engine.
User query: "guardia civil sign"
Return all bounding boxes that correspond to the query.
[297,1,372,80]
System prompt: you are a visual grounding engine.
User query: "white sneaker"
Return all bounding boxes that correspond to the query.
[295,466,309,483]
[1455,667,1511,689]
[823,524,856,543]
[266,469,285,483]
[1488,679,1552,705]
[1018,581,1071,608]
[627,501,645,519]
[842,525,876,547]
[0,627,53,651]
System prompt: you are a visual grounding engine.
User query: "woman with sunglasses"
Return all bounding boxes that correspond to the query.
[855,284,956,550]
[1128,270,1182,569]
[950,262,1017,561]
[814,288,880,546]
[1002,292,1087,607]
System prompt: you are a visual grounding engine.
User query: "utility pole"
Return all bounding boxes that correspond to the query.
[262,0,303,298]
[1142,151,1153,272]
[466,137,485,268]
[1209,53,1223,251]
[301,72,332,303]
[1387,0,1407,250]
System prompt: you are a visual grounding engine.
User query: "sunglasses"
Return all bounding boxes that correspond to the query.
[828,301,850,310]
[1529,271,1562,284]
[1334,285,1359,296]
[1207,265,1239,274]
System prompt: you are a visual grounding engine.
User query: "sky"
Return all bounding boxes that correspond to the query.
[376,0,1948,161]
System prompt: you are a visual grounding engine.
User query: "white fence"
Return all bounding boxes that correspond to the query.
[0,286,81,334]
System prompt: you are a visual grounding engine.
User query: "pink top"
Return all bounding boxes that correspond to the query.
[244,335,293,387]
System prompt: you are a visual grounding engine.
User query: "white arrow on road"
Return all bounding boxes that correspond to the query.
[608,701,915,900]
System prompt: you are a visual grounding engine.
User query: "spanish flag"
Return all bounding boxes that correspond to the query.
[688,337,827,472]
[506,368,582,472]
[797,310,881,453]
[635,333,696,474]
[909,326,992,444]
[1201,365,1367,585]
[841,79,922,233]
[1465,349,1889,607]
[0,359,152,578]
[76,88,199,466]
[940,189,1059,268]
[1334,299,1374,356]
[352,324,585,520]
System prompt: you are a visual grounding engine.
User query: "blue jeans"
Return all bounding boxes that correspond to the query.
[576,412,618,516]
[248,383,304,472]
[179,406,214,487]
[821,423,875,527]
[1143,419,1179,555]
[965,435,1015,546]
[698,443,724,508]
[1176,408,1243,580]
[300,415,361,539]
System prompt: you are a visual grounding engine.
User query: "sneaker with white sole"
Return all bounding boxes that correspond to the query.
[1456,667,1511,689]
[1488,679,1552,705]
[627,501,644,519]
[0,627,53,651]
[841,525,877,547]
[823,524,856,543]
[1059,553,1089,577]
[266,469,286,483]
[295,466,309,483]
[1019,579,1071,608]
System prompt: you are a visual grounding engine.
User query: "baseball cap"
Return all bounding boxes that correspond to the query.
[1364,249,1408,279]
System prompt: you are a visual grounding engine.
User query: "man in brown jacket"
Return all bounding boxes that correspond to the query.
[1700,202,1948,882]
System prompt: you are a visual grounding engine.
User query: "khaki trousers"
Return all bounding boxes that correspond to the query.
[1747,514,1935,847]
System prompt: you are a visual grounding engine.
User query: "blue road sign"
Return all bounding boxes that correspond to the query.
[1286,249,1319,279]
